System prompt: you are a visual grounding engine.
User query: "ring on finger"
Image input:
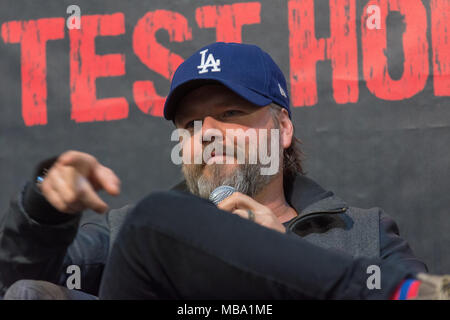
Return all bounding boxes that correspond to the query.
[247,210,255,222]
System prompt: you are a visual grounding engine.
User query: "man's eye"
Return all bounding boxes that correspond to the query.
[185,120,195,129]
[223,110,242,117]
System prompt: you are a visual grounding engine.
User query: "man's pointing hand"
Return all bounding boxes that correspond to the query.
[39,150,121,214]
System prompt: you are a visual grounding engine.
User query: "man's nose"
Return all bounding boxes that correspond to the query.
[200,116,226,146]
[202,116,224,136]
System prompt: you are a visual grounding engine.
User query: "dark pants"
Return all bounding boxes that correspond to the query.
[99,191,415,299]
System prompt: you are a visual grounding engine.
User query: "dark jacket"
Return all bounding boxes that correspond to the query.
[0,165,428,297]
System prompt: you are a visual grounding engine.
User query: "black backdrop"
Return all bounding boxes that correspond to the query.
[0,0,449,273]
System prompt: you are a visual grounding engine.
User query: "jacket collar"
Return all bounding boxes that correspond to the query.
[285,174,348,219]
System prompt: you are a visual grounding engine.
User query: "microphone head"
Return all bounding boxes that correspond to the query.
[209,185,236,205]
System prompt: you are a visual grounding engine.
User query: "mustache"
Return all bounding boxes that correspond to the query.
[191,141,246,165]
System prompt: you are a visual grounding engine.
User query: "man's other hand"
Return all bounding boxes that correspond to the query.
[218,192,286,233]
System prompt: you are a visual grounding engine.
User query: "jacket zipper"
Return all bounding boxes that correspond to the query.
[287,207,348,231]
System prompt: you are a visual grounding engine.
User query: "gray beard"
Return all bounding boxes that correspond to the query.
[182,124,282,199]
[182,163,275,199]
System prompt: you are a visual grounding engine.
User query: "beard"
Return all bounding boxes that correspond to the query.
[182,137,282,199]
[182,162,274,199]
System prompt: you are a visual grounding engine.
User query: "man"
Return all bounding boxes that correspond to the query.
[0,42,448,300]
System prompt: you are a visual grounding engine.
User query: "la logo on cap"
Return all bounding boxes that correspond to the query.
[197,49,221,74]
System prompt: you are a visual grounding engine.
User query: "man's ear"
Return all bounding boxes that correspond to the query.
[278,109,294,149]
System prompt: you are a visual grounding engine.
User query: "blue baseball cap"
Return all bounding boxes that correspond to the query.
[163,42,291,121]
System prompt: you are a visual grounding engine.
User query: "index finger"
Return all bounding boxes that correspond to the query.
[76,176,109,213]
[57,151,98,176]
[91,164,121,196]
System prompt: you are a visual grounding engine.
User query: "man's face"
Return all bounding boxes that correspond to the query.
[174,84,282,199]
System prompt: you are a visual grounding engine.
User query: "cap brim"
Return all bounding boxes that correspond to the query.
[163,79,272,121]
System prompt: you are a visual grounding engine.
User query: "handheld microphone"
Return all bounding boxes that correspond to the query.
[209,185,236,205]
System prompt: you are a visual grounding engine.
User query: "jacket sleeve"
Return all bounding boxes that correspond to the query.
[0,181,81,296]
[57,211,110,295]
[379,210,428,274]
[0,180,110,297]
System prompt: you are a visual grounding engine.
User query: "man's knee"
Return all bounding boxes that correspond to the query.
[113,190,224,255]
[125,190,215,228]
